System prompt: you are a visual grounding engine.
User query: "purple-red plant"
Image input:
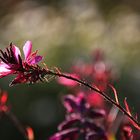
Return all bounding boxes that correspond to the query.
[0,41,140,140]
[121,124,133,140]
[50,93,107,140]
[0,41,42,86]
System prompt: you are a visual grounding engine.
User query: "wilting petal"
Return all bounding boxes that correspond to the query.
[84,120,105,134]
[122,125,133,140]
[124,98,140,130]
[0,62,13,78]
[29,55,43,64]
[49,128,79,140]
[86,132,107,140]
[87,109,106,119]
[58,118,80,130]
[23,41,32,60]
[12,45,21,62]
[63,95,78,112]
[57,73,79,87]
[77,95,86,113]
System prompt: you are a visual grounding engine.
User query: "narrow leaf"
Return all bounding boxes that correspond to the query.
[109,84,119,104]
[124,98,131,116]
[124,98,140,130]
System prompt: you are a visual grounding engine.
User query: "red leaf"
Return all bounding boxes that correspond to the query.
[109,84,119,104]
[124,98,140,130]
[124,98,131,116]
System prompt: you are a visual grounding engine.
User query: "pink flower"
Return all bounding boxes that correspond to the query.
[0,41,42,78]
[0,41,43,86]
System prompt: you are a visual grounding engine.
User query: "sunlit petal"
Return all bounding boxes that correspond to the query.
[23,41,32,60]
[0,62,13,78]
[12,45,21,61]
[29,55,43,64]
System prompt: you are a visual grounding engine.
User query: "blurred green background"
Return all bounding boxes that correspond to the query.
[0,0,140,139]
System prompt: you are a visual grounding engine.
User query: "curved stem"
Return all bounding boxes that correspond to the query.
[46,70,140,129]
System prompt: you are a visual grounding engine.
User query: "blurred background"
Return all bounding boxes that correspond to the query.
[0,0,140,139]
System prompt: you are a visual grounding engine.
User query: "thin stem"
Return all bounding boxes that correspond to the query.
[4,108,28,140]
[46,70,140,129]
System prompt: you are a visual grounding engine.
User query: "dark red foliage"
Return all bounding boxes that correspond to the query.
[121,124,133,140]
[49,94,107,140]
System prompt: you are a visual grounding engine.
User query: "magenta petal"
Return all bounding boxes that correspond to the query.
[63,95,77,112]
[23,41,32,60]
[0,62,13,78]
[29,56,43,64]
[12,45,21,61]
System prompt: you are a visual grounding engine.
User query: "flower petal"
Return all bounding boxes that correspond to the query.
[63,95,78,112]
[12,45,21,61]
[0,62,13,78]
[87,109,106,119]
[84,120,105,134]
[29,56,43,64]
[23,41,32,60]
[58,118,80,131]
